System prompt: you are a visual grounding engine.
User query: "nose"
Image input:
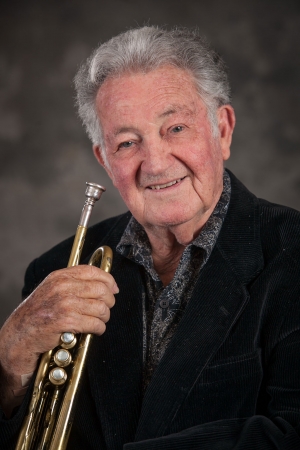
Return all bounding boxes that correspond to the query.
[140,137,173,178]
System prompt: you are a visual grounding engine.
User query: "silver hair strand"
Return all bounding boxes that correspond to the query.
[74,26,232,156]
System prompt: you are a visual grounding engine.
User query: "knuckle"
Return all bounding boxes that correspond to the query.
[45,268,66,282]
[86,264,101,278]
[98,303,110,323]
[109,295,116,308]
[98,301,107,316]
[92,318,106,336]
[99,321,106,335]
[45,270,57,281]
[57,279,74,294]
[103,309,110,323]
[61,317,80,335]
[97,283,107,298]
[104,293,115,309]
[40,277,70,301]
[49,294,70,314]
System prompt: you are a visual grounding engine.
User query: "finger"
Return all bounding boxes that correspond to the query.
[45,278,116,309]
[70,279,116,306]
[82,316,107,336]
[48,265,119,293]
[58,310,108,336]
[66,298,111,324]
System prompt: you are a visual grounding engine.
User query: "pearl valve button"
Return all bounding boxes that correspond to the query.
[54,349,72,367]
[49,367,67,385]
[60,332,77,349]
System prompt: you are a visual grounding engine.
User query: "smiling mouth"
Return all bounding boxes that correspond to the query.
[148,177,185,190]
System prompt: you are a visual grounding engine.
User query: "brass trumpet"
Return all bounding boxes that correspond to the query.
[16,182,113,450]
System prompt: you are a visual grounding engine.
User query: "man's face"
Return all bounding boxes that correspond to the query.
[94,65,234,241]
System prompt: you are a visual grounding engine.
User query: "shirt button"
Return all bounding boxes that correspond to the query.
[159,299,169,309]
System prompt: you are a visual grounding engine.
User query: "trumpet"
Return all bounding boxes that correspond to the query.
[16,182,113,450]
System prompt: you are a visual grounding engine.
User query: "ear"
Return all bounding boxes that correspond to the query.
[93,145,113,179]
[217,105,236,161]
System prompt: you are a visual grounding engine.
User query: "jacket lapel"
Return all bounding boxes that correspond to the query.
[134,246,250,440]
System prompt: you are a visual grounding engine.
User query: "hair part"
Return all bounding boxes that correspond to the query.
[74,26,232,163]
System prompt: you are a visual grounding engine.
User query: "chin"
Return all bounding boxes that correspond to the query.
[149,212,196,228]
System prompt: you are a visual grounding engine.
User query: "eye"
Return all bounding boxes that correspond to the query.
[118,141,134,149]
[171,125,184,133]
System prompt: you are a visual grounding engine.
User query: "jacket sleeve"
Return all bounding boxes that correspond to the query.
[124,416,300,450]
[0,258,39,450]
[0,386,35,450]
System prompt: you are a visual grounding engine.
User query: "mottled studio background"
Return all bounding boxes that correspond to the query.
[0,0,299,325]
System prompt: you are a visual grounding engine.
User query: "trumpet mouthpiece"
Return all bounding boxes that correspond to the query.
[85,182,106,202]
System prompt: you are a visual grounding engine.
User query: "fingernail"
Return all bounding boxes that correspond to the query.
[113,283,119,294]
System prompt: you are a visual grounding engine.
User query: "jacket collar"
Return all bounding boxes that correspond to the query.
[217,169,264,285]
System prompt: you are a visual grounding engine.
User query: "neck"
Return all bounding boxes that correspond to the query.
[148,232,185,286]
[144,200,219,285]
[144,218,202,285]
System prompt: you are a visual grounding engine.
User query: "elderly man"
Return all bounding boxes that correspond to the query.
[1,26,300,449]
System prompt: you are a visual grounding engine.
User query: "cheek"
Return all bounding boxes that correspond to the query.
[109,163,137,202]
[184,145,214,175]
[189,137,223,172]
[108,160,128,185]
[185,143,224,195]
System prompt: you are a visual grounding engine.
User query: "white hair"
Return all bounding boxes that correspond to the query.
[74,26,231,159]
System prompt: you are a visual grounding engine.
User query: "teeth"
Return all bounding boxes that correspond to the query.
[150,178,182,190]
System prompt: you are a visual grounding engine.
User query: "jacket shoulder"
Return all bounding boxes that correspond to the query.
[258,198,300,264]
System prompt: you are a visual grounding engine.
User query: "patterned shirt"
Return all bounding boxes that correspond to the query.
[116,171,231,390]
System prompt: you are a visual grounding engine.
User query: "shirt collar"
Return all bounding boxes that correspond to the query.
[116,170,231,274]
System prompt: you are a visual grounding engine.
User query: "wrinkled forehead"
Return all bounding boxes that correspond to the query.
[95,65,204,123]
[96,64,201,105]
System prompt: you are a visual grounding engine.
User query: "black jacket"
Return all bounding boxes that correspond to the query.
[1,171,300,449]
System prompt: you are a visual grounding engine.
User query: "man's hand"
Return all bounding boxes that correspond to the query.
[0,265,118,417]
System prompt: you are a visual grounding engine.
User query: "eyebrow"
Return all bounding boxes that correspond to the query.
[158,104,194,119]
[113,126,140,137]
[112,105,194,137]
[158,108,177,118]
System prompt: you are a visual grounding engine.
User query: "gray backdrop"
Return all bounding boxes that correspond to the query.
[1,0,299,325]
